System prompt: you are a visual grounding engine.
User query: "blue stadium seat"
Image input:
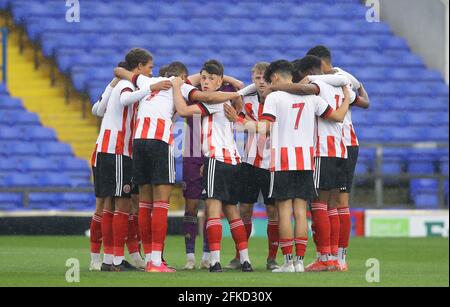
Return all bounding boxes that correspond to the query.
[9,142,40,157]
[24,127,57,141]
[39,142,73,157]
[1,174,40,187]
[0,83,8,94]
[0,96,24,109]
[22,158,59,172]
[413,193,440,209]
[0,127,17,140]
[0,193,23,207]
[38,174,72,187]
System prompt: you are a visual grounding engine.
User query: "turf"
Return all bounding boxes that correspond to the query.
[0,236,448,287]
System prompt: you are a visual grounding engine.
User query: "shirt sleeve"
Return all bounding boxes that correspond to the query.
[315,96,333,119]
[92,84,114,117]
[260,93,277,122]
[180,83,199,103]
[134,75,163,90]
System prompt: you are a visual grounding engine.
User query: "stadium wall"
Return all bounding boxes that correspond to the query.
[376,0,449,84]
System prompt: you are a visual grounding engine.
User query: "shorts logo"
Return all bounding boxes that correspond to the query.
[123,185,131,194]
[181,181,187,191]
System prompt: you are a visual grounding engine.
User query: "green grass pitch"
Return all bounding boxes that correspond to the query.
[0,236,448,287]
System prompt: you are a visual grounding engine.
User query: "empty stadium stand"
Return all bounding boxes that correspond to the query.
[0,0,448,209]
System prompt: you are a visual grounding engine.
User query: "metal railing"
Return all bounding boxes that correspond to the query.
[356,142,449,208]
[0,27,7,84]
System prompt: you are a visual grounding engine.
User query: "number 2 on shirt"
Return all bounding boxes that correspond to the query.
[293,103,305,130]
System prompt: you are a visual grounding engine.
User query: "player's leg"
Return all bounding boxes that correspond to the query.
[327,189,341,268]
[182,157,204,270]
[112,197,139,271]
[226,202,253,270]
[89,197,104,271]
[293,198,308,273]
[149,184,173,271]
[335,146,358,271]
[138,184,153,267]
[110,155,139,271]
[223,204,253,272]
[101,196,114,271]
[272,199,295,273]
[132,140,154,267]
[260,168,280,270]
[205,199,223,272]
[125,191,144,268]
[308,157,334,271]
[183,198,200,270]
[265,204,280,270]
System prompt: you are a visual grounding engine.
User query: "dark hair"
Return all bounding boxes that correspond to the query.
[263,60,293,83]
[118,61,129,70]
[158,65,169,77]
[307,45,332,63]
[200,59,224,77]
[165,61,189,78]
[293,55,323,78]
[123,48,153,70]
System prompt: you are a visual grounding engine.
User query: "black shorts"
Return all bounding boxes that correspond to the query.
[133,139,176,186]
[93,153,132,198]
[269,170,317,201]
[131,177,139,195]
[314,157,347,191]
[202,158,240,205]
[341,146,359,193]
[239,163,275,206]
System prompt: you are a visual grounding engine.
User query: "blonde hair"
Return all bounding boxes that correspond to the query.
[252,62,270,74]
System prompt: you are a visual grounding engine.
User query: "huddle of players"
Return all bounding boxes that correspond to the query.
[88,45,369,273]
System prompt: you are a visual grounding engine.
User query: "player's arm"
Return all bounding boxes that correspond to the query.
[190,89,241,104]
[120,87,151,106]
[323,86,351,123]
[113,67,172,91]
[91,78,119,117]
[224,103,271,134]
[269,82,320,95]
[307,74,350,87]
[172,77,204,117]
[188,73,245,90]
[353,83,370,109]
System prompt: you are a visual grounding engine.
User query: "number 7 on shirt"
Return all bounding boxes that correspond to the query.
[293,103,305,130]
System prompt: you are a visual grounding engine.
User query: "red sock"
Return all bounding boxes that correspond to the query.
[295,237,308,258]
[279,238,294,256]
[90,213,102,254]
[126,214,139,255]
[338,207,351,249]
[206,218,222,252]
[328,208,340,256]
[134,214,141,253]
[310,201,331,255]
[152,201,169,252]
[235,218,252,259]
[230,219,248,252]
[113,210,129,258]
[101,210,114,256]
[311,222,318,251]
[138,202,153,255]
[267,220,279,260]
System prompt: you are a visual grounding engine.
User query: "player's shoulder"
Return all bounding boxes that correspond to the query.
[117,79,134,88]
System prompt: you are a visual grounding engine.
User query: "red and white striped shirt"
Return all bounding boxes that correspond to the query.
[261,91,331,172]
[133,75,197,145]
[334,68,360,147]
[241,92,271,170]
[95,80,138,158]
[197,101,241,165]
[312,80,349,159]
